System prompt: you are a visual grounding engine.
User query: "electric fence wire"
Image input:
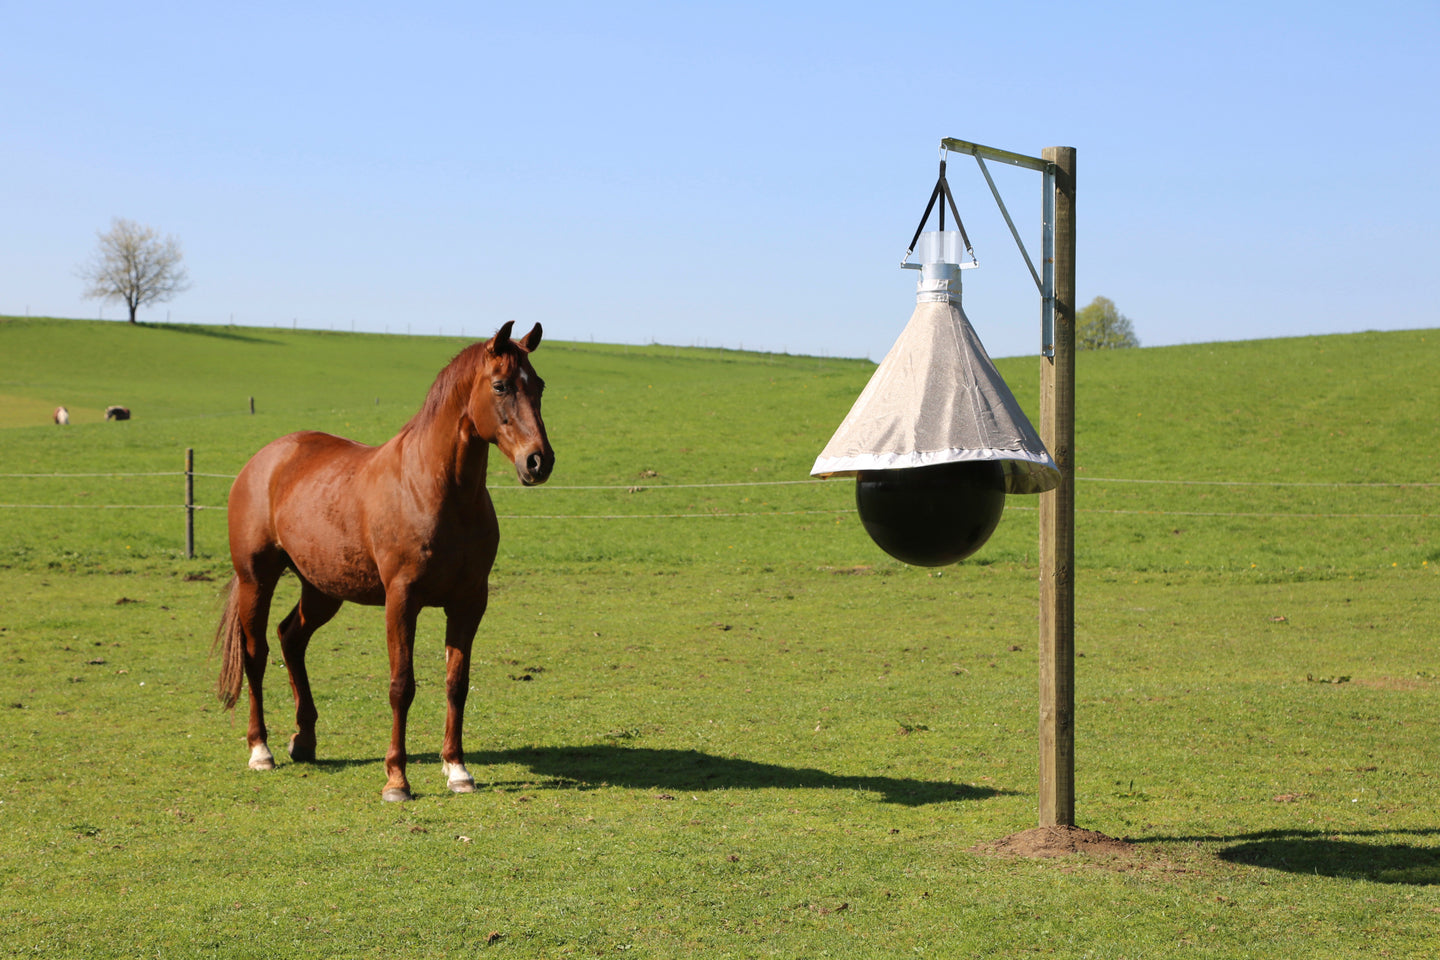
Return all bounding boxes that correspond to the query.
[0,471,1433,520]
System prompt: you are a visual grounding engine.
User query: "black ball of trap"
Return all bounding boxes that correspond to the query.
[855,460,1006,566]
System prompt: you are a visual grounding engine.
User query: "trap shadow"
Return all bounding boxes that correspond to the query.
[465,744,1009,807]
[1137,828,1440,885]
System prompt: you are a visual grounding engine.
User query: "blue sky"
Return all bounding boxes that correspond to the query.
[3,1,1436,361]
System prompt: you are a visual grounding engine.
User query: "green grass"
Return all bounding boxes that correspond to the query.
[1,316,1438,958]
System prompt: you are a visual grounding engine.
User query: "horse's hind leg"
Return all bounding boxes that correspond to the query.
[277,579,342,763]
[233,567,282,771]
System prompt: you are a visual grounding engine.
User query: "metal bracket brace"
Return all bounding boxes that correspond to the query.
[940,138,1059,358]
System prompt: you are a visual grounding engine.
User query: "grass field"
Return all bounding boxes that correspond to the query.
[1,316,1437,957]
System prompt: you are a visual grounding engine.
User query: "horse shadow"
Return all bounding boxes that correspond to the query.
[1139,828,1440,885]
[315,745,1008,807]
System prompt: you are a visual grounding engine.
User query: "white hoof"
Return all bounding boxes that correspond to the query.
[442,761,475,793]
[248,743,276,771]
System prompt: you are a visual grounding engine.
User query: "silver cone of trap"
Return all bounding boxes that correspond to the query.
[811,232,1059,564]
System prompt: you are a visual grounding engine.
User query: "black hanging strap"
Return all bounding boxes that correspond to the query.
[905,158,976,264]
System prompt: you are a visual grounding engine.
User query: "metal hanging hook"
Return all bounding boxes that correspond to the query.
[901,156,978,269]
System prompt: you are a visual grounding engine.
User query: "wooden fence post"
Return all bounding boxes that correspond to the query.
[1038,146,1076,827]
[185,448,195,560]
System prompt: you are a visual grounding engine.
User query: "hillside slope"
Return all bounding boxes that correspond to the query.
[1,316,1434,572]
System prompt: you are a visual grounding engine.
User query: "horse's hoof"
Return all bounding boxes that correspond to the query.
[287,737,315,763]
[442,761,475,794]
[248,744,276,771]
[381,787,413,803]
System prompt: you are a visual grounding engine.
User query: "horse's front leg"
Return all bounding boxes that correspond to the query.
[381,587,420,802]
[440,592,487,794]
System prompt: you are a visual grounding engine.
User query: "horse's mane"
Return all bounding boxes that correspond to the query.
[401,344,484,437]
[400,340,518,438]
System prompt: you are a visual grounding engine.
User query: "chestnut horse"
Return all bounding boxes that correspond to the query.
[216,322,554,801]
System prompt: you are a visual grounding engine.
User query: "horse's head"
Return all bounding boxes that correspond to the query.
[473,321,554,486]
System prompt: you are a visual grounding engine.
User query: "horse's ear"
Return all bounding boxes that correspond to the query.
[517,323,543,353]
[488,321,515,355]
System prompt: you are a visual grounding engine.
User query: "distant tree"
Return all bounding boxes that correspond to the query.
[1075,296,1138,350]
[77,218,190,324]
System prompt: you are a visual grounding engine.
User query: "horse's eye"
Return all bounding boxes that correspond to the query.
[492,381,510,395]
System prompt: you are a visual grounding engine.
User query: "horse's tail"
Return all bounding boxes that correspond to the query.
[215,576,246,711]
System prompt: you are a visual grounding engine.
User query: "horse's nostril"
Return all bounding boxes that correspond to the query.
[526,452,545,476]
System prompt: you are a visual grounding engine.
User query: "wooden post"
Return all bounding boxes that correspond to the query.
[1038,146,1076,827]
[249,396,255,415]
[185,448,195,560]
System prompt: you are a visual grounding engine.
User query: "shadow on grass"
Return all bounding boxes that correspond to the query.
[1137,828,1440,885]
[307,746,1010,806]
[138,322,281,345]
[465,744,1008,806]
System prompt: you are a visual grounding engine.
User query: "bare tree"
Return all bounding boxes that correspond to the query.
[1075,296,1139,350]
[78,218,191,324]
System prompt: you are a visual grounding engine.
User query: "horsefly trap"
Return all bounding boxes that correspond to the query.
[812,139,1080,830]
